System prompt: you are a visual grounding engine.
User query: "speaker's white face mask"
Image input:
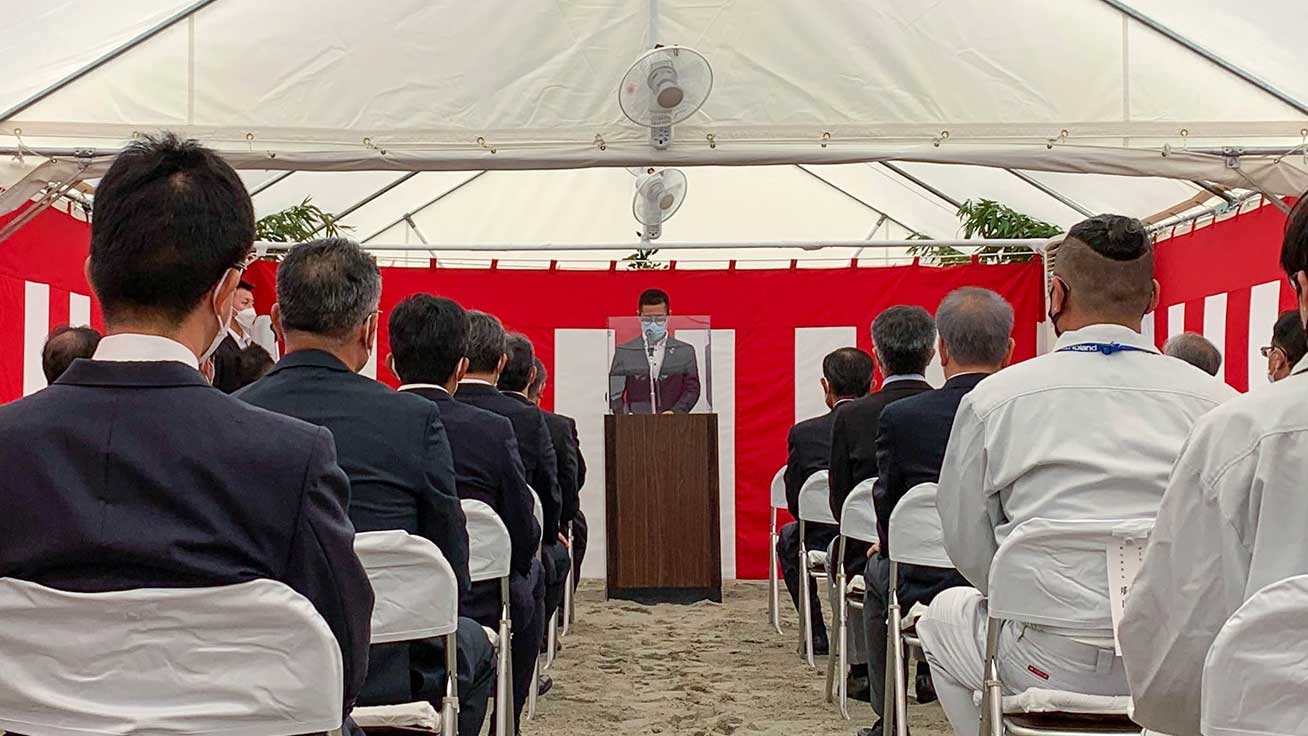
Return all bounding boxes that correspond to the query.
[234,307,257,332]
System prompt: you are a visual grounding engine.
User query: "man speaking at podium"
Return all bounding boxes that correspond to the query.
[609,288,702,414]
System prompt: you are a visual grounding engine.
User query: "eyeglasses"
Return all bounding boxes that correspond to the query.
[234,252,259,273]
[1261,345,1283,359]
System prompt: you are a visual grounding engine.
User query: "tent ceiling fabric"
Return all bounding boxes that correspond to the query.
[3,0,1306,260]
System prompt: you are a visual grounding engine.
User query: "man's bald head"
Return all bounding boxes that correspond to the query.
[1050,214,1157,329]
[42,325,102,384]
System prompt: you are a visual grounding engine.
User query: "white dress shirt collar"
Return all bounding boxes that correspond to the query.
[459,378,497,387]
[1292,353,1308,377]
[398,383,449,394]
[882,373,927,387]
[92,333,200,370]
[1053,323,1158,354]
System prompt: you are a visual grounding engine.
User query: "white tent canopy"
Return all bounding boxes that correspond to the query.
[2,0,1305,265]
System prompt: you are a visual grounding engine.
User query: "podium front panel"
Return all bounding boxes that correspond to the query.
[604,413,721,603]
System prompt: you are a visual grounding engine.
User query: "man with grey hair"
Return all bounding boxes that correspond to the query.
[238,239,495,736]
[854,287,1014,736]
[1163,331,1223,377]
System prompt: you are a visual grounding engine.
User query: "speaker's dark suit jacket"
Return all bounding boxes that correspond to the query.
[0,358,373,717]
[608,336,701,414]
[873,373,984,598]
[401,386,538,577]
[828,378,933,572]
[541,409,582,533]
[237,350,469,706]
[455,382,562,540]
[210,333,244,393]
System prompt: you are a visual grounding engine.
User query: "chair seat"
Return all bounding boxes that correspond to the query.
[1002,711,1140,735]
[353,702,442,732]
[805,550,828,574]
[1002,688,1133,716]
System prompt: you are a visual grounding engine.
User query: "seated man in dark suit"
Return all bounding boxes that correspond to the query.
[41,324,101,384]
[856,288,1014,736]
[387,294,545,730]
[0,133,373,723]
[777,347,873,658]
[608,288,701,414]
[237,240,493,736]
[829,306,936,575]
[528,358,588,586]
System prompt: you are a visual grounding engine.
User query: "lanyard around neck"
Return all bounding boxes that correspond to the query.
[1057,342,1154,356]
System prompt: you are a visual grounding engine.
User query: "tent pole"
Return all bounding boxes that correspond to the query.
[249,170,296,197]
[1190,180,1236,205]
[1007,169,1094,217]
[1100,0,1308,117]
[308,171,420,236]
[0,0,222,124]
[260,237,1049,255]
[878,162,963,210]
[792,165,927,237]
[360,171,489,243]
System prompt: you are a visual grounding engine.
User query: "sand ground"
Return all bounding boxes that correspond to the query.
[530,580,952,735]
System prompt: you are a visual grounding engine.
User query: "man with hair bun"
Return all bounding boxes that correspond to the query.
[916,214,1235,734]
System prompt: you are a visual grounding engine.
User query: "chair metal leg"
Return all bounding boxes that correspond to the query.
[884,561,903,736]
[979,616,1004,736]
[825,586,839,704]
[837,572,850,719]
[495,579,513,736]
[768,508,781,633]
[443,631,460,736]
[799,529,815,668]
[545,611,558,670]
[526,658,539,720]
[562,528,574,638]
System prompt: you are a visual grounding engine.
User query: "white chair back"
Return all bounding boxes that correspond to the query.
[839,477,878,544]
[0,577,343,736]
[888,482,951,567]
[770,465,787,510]
[527,483,544,546]
[1202,574,1308,736]
[463,499,512,582]
[355,530,459,642]
[797,470,836,525]
[988,518,1153,637]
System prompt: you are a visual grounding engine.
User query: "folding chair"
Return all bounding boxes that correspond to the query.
[797,468,836,668]
[1201,573,1308,736]
[351,530,463,736]
[828,476,878,719]
[462,499,516,736]
[768,464,787,634]
[882,482,950,736]
[526,487,546,720]
[0,577,344,736]
[979,518,1150,736]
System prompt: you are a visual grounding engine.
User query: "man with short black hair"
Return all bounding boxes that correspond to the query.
[856,287,1014,736]
[528,357,588,587]
[0,132,373,723]
[608,288,702,413]
[1263,309,1307,382]
[829,306,936,572]
[918,215,1235,733]
[1121,196,1308,735]
[1163,331,1223,376]
[211,279,257,392]
[41,324,101,384]
[388,294,543,731]
[238,239,492,736]
[778,347,874,663]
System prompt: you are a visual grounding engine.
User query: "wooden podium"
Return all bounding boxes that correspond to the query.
[605,413,721,604]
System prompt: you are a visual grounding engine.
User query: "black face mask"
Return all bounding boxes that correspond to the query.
[1047,276,1069,336]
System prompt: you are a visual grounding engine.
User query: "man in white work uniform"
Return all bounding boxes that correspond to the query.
[916,214,1236,733]
[1120,195,1308,736]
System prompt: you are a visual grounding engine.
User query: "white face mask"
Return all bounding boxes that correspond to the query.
[234,306,257,332]
[200,283,234,362]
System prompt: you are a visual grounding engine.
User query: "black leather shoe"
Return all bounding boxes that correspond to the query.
[847,674,872,703]
[855,722,883,736]
[537,675,554,697]
[915,661,937,704]
[813,635,830,657]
